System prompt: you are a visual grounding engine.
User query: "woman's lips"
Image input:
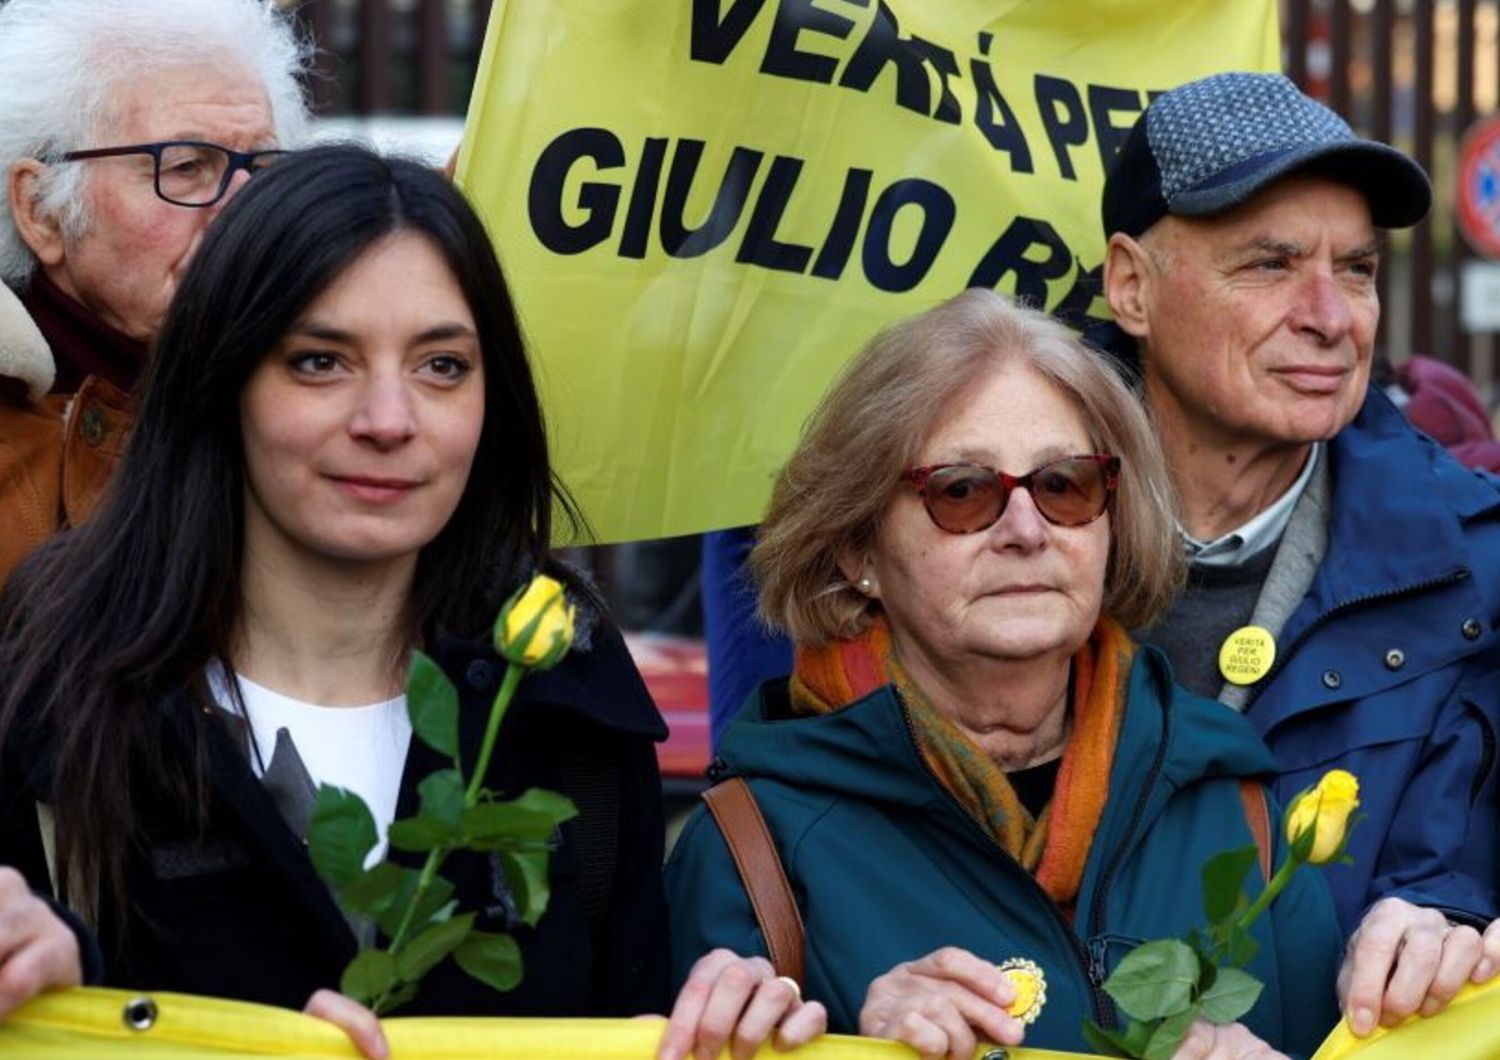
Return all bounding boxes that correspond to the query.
[328,475,421,504]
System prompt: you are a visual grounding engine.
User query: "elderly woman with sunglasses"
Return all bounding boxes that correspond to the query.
[666,290,1343,1060]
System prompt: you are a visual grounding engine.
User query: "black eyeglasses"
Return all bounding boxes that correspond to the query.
[902,454,1121,534]
[56,140,288,207]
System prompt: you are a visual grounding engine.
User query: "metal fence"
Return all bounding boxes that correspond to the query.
[298,0,1500,393]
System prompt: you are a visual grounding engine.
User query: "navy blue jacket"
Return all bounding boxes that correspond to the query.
[1244,390,1500,931]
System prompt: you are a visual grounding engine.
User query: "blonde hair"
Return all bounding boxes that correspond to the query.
[753,288,1184,646]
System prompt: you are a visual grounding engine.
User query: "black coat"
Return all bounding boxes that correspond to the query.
[0,621,670,1017]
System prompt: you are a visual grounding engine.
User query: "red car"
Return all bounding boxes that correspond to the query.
[624,631,712,825]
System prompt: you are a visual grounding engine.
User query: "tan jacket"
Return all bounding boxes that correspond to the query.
[0,284,133,591]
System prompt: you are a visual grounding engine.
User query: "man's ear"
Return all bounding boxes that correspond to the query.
[1103,231,1155,340]
[8,160,67,268]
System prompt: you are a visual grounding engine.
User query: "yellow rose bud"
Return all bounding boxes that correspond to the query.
[1284,769,1360,865]
[494,574,576,670]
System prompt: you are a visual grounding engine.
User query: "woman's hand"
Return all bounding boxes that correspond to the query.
[1168,1020,1286,1059]
[656,948,826,1060]
[0,867,82,1018]
[303,989,389,1060]
[1337,897,1500,1035]
[858,947,1023,1060]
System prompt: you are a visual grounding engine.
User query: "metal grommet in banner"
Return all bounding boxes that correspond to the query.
[1463,618,1483,641]
[980,1050,1010,1060]
[123,996,158,1032]
[1384,649,1406,670]
[1321,670,1342,690]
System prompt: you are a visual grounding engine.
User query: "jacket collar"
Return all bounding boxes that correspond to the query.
[1280,389,1500,646]
[18,272,146,396]
[720,648,1274,847]
[0,279,53,403]
[161,690,359,960]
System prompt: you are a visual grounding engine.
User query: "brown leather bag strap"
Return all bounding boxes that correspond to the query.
[701,777,806,986]
[1239,778,1273,883]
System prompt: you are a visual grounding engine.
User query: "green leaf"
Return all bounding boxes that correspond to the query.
[1199,967,1263,1024]
[1225,924,1261,967]
[1143,1005,1201,1060]
[340,948,397,1005]
[419,769,466,827]
[408,649,459,761]
[499,847,551,926]
[1103,939,1200,1021]
[388,815,459,852]
[395,912,475,981]
[340,862,407,917]
[1201,846,1259,925]
[373,980,418,1016]
[454,931,523,992]
[461,789,578,846]
[1080,1020,1136,1058]
[374,873,456,939]
[308,786,378,888]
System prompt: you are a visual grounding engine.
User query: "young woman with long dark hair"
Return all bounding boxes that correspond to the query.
[0,145,823,1058]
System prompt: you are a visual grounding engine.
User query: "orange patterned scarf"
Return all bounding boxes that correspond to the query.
[789,616,1135,906]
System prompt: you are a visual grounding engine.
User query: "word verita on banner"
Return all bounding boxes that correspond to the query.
[528,127,1105,313]
[691,0,1159,180]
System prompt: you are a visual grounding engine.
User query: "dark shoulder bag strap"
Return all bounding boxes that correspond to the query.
[1239,778,1273,883]
[701,778,805,986]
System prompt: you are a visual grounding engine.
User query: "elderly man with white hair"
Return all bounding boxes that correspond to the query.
[0,0,318,1031]
[0,0,309,585]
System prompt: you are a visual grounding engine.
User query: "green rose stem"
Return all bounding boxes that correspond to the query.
[1234,853,1298,935]
[464,663,524,804]
[371,660,525,1012]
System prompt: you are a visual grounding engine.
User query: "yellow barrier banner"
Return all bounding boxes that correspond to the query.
[458,0,1279,543]
[8,980,1500,1058]
[0,987,1087,1059]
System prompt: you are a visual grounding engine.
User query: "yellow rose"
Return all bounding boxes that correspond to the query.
[494,574,576,670]
[1284,769,1360,865]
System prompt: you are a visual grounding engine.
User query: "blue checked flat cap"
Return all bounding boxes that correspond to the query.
[1103,72,1431,238]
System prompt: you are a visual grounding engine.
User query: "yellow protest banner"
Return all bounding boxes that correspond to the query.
[458,1,1279,543]
[0,986,1089,1059]
[10,980,1500,1059]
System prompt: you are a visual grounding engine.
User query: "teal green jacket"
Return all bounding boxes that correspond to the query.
[666,648,1342,1056]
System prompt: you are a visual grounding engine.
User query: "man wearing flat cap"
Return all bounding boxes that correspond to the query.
[1101,72,1500,1040]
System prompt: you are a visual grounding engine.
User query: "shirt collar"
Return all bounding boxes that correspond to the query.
[1181,443,1323,568]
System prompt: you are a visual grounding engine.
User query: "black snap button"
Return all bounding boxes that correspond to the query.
[1321,670,1342,690]
[1463,619,1483,641]
[1384,649,1406,671]
[80,407,105,446]
[123,996,158,1031]
[465,658,497,691]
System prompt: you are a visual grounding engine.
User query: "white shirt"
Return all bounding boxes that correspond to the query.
[210,665,413,866]
[1182,443,1323,568]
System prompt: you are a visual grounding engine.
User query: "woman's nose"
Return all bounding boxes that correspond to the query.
[349,376,418,447]
[987,484,1049,550]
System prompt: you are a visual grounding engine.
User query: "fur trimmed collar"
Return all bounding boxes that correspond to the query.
[0,280,54,402]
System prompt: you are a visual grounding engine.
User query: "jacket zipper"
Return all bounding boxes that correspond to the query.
[896,700,1116,1028]
[1243,569,1469,711]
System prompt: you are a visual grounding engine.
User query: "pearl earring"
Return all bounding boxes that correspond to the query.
[857,577,873,593]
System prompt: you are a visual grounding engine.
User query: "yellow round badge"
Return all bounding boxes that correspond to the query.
[1219,625,1276,686]
[997,958,1047,1026]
